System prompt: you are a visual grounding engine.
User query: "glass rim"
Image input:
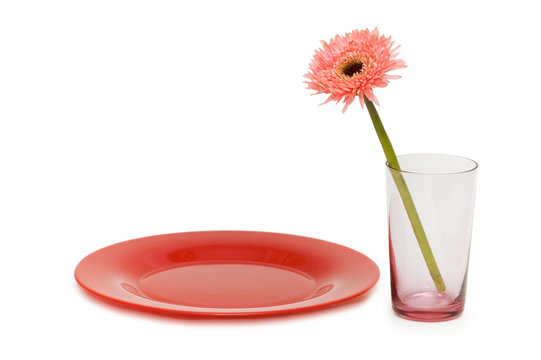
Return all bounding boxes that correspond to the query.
[385,153,479,175]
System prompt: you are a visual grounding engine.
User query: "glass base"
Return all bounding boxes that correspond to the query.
[392,291,464,322]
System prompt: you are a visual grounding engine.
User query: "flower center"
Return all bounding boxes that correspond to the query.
[341,59,365,78]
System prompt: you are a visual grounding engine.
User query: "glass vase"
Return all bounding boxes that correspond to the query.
[386,153,478,321]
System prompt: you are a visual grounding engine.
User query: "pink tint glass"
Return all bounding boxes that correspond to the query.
[386,154,478,321]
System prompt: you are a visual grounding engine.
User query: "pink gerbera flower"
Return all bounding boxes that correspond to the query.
[304,28,447,293]
[304,28,406,112]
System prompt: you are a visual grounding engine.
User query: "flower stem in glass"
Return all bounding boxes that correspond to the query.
[364,95,446,292]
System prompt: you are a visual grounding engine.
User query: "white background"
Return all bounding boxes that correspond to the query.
[1,0,540,358]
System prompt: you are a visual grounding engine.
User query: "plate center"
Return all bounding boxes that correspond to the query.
[138,262,317,308]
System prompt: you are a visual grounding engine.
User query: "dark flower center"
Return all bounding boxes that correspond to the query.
[342,60,364,77]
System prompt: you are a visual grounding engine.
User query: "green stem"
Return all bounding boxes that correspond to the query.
[364,95,446,293]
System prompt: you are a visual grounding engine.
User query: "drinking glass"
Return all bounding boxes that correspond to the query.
[387,153,478,321]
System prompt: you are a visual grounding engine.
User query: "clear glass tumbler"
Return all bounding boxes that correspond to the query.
[386,153,478,321]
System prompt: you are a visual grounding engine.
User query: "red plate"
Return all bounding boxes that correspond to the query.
[75,231,379,317]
